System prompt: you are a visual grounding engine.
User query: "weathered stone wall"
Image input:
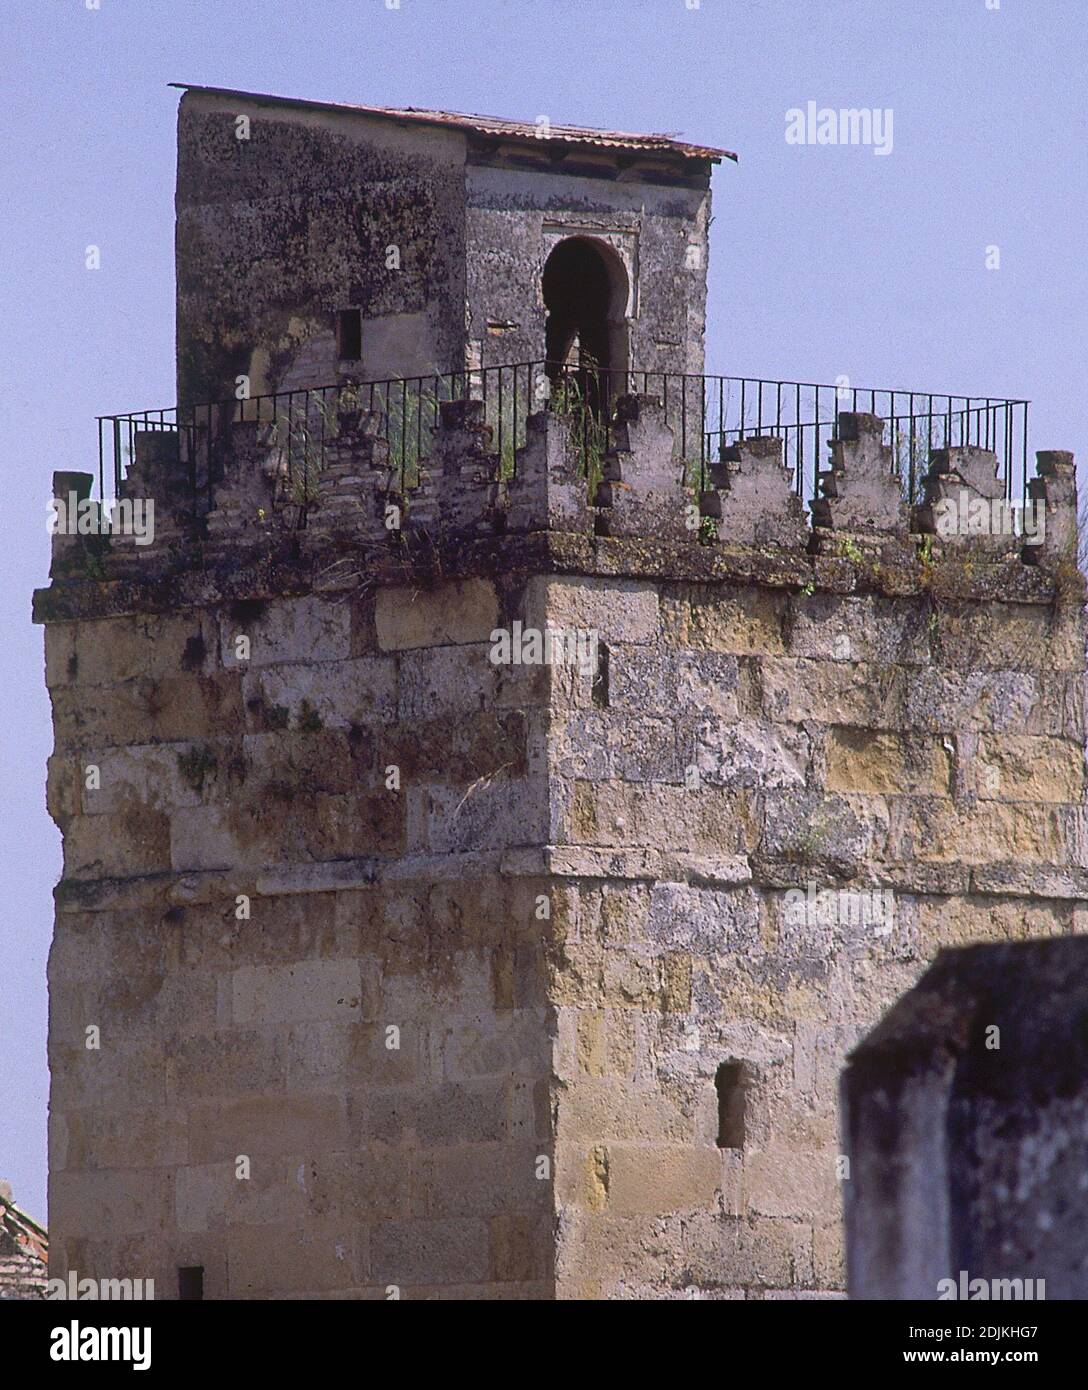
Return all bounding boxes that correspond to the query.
[176,89,469,407]
[545,572,1085,1298]
[37,396,1085,1299]
[43,579,556,1297]
[465,164,710,381]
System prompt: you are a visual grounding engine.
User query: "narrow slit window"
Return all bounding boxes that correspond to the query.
[178,1265,204,1300]
[715,1061,747,1149]
[338,308,362,361]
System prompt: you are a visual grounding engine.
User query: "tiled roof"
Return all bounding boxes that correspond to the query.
[170,84,736,163]
[0,1186,48,1272]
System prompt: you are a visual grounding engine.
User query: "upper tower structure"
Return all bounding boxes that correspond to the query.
[173,84,732,412]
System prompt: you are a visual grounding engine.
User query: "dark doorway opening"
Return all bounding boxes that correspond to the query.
[542,237,628,425]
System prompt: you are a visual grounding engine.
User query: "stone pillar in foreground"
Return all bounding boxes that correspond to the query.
[842,938,1088,1301]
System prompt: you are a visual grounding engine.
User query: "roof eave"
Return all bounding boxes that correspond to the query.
[169,83,737,165]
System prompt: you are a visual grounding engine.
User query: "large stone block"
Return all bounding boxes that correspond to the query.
[645,882,761,956]
[242,656,397,731]
[914,894,1069,953]
[230,959,373,1027]
[567,780,757,855]
[167,1028,289,1104]
[787,593,930,666]
[526,576,660,644]
[46,752,80,823]
[888,798,1067,865]
[553,1076,694,1144]
[695,719,811,790]
[607,647,739,718]
[44,622,78,688]
[760,658,905,729]
[287,1019,428,1091]
[187,1093,348,1163]
[407,778,548,854]
[440,1008,549,1081]
[975,733,1085,803]
[175,1157,309,1235]
[661,584,788,655]
[303,1146,417,1224]
[348,1080,509,1147]
[220,595,352,668]
[902,667,1039,733]
[370,1218,491,1285]
[681,1212,814,1290]
[553,1209,685,1292]
[63,807,172,879]
[80,743,205,815]
[51,670,248,749]
[169,791,405,871]
[826,728,951,796]
[744,1145,840,1221]
[227,1219,363,1294]
[604,1144,722,1215]
[931,601,1082,672]
[396,643,498,721]
[415,1142,548,1218]
[47,1036,169,1113]
[60,1107,187,1173]
[375,579,500,651]
[490,1211,552,1283]
[761,790,889,873]
[50,1169,171,1239]
[72,612,219,687]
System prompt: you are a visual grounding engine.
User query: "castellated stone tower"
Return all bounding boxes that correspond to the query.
[35,88,1086,1299]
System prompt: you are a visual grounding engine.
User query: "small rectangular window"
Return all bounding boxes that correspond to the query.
[178,1265,204,1300]
[715,1062,747,1149]
[338,308,362,361]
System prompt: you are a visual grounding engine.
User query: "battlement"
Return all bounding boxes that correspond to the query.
[40,387,1074,625]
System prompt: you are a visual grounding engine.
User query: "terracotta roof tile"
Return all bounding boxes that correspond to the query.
[170,84,736,163]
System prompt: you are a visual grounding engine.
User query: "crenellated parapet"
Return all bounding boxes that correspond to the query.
[701,434,808,549]
[504,409,593,537]
[808,412,911,560]
[594,394,695,541]
[912,444,1019,559]
[44,394,1079,596]
[1027,449,1078,565]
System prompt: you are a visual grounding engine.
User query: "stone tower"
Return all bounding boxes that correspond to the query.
[36,90,1085,1299]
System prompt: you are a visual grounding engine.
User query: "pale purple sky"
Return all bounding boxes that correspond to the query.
[3,0,1086,1224]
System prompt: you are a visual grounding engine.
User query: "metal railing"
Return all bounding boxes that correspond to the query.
[696,378,1030,505]
[96,364,1030,517]
[97,366,544,518]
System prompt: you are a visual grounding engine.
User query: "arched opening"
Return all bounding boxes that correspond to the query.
[542,237,629,423]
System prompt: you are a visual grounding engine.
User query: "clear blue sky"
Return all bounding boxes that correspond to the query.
[3,0,1085,1225]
